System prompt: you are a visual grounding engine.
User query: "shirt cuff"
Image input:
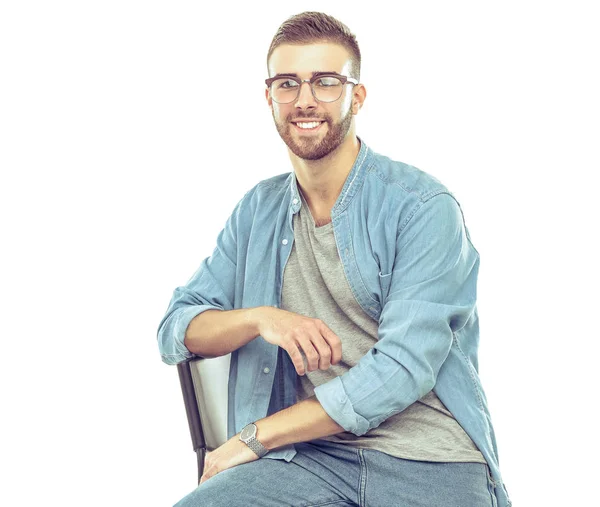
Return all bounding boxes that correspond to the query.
[313,377,371,436]
[261,443,297,462]
[160,305,222,364]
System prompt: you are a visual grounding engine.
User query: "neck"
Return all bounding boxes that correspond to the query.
[290,132,361,209]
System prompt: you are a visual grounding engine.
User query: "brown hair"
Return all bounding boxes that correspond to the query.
[266,11,361,80]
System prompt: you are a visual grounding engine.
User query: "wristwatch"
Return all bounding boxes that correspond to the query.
[239,422,269,458]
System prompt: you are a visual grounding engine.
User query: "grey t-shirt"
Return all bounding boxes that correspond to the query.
[280,189,486,463]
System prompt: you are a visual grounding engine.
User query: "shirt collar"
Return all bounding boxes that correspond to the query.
[289,136,373,216]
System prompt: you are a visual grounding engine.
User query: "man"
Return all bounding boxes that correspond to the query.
[157,11,511,507]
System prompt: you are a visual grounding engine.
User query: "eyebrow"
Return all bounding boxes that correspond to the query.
[271,71,342,79]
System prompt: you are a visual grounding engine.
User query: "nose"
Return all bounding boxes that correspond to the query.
[294,81,317,109]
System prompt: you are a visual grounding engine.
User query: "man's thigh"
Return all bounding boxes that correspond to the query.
[173,440,360,507]
[362,450,496,507]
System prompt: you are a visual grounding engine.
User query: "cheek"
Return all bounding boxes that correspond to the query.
[272,104,288,122]
[342,95,354,114]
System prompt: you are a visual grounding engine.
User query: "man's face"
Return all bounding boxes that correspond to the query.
[266,43,357,161]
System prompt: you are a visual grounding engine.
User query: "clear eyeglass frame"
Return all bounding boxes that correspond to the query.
[265,73,359,104]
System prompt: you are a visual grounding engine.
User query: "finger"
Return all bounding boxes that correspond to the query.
[318,321,342,365]
[201,466,215,484]
[297,336,320,372]
[308,332,332,370]
[285,342,307,375]
[202,452,213,481]
[202,452,209,475]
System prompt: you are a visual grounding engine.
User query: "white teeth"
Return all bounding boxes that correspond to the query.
[296,121,322,129]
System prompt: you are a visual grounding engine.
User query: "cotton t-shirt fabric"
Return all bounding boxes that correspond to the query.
[280,188,486,463]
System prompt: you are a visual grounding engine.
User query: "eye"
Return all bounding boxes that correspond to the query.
[315,77,341,87]
[278,79,299,89]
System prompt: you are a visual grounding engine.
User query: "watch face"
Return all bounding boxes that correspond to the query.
[241,423,255,440]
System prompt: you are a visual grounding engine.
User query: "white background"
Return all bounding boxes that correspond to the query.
[1,1,598,505]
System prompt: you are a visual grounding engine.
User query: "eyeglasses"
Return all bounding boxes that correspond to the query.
[265,73,358,104]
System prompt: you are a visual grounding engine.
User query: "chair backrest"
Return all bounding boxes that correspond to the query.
[189,354,230,449]
[177,354,231,483]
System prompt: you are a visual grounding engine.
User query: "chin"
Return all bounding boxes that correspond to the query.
[291,144,336,161]
[275,114,350,161]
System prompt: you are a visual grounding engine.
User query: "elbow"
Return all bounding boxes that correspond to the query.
[157,318,194,365]
[158,329,193,365]
[160,353,180,366]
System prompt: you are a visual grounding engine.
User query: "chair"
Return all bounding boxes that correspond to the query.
[176,354,231,483]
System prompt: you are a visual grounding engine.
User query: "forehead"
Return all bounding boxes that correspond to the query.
[268,43,352,77]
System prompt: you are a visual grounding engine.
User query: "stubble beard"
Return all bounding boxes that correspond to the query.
[273,107,353,161]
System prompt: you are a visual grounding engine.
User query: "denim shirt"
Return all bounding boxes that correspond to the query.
[157,137,511,506]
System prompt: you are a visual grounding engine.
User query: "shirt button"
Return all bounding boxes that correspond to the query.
[292,198,298,204]
[282,239,288,245]
[263,367,270,374]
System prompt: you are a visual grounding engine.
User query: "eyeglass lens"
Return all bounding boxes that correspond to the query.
[270,77,344,103]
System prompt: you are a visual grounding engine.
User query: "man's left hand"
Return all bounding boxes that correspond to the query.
[200,434,260,484]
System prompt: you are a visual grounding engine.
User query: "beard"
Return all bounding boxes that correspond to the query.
[273,107,353,161]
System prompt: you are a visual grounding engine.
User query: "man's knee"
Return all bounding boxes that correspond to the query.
[174,472,230,506]
[173,461,267,507]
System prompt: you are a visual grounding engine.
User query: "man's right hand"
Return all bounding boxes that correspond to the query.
[256,307,342,376]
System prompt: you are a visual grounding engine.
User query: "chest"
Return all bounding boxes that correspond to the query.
[313,216,332,227]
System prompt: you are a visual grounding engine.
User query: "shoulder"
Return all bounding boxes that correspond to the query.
[231,172,291,217]
[365,149,454,204]
[362,149,472,240]
[256,172,292,194]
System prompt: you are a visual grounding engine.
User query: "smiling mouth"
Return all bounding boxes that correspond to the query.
[292,121,325,132]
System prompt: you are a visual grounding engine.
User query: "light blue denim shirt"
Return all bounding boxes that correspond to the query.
[157,137,511,506]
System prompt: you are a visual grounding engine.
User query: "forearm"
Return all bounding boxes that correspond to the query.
[255,396,345,451]
[184,306,265,358]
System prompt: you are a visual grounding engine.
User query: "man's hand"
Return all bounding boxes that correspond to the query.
[200,434,259,484]
[257,307,342,376]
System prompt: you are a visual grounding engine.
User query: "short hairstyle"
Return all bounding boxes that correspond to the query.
[266,11,361,81]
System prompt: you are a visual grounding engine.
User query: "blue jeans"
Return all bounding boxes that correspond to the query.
[174,438,497,507]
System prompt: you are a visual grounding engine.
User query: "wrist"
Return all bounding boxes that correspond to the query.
[249,305,270,336]
[240,421,270,457]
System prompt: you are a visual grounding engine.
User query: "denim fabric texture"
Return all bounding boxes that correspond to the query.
[174,438,498,507]
[157,137,511,506]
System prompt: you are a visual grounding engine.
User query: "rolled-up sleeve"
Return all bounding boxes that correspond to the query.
[314,192,480,435]
[156,189,252,365]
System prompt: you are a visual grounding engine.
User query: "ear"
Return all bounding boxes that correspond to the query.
[265,87,273,109]
[352,84,367,115]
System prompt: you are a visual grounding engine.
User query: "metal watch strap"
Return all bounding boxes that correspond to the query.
[245,436,269,458]
[240,423,269,458]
